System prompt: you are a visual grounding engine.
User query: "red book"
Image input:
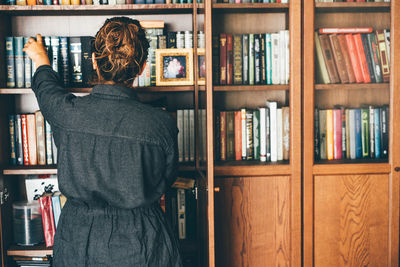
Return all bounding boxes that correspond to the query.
[226,34,233,85]
[319,27,373,34]
[356,0,365,2]
[353,33,371,83]
[345,34,364,83]
[337,34,356,83]
[38,195,56,247]
[234,111,242,161]
[220,111,226,161]
[219,34,227,85]
[333,109,342,160]
[21,114,29,166]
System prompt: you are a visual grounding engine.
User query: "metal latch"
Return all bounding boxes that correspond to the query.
[0,188,9,205]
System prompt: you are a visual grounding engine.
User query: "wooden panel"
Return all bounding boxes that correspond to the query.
[214,176,290,267]
[315,174,389,267]
[313,163,390,175]
[315,83,389,91]
[315,12,390,29]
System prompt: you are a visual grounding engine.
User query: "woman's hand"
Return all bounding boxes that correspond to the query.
[23,34,51,68]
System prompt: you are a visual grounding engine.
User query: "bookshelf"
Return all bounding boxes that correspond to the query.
[303,1,399,267]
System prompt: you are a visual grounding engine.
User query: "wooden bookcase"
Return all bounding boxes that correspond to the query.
[303,1,400,267]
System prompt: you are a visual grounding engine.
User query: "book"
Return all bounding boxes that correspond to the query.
[167,32,177,49]
[367,33,383,83]
[241,109,247,160]
[349,109,356,159]
[314,109,319,160]
[219,33,227,85]
[14,37,24,88]
[45,120,53,165]
[341,107,346,159]
[38,195,56,247]
[81,36,94,87]
[353,34,371,83]
[21,115,29,165]
[23,37,32,88]
[233,35,243,84]
[69,37,83,87]
[319,34,340,83]
[253,109,260,160]
[226,111,235,160]
[376,30,390,83]
[266,101,277,162]
[59,37,69,87]
[249,34,255,85]
[259,108,266,162]
[361,33,376,83]
[265,33,272,84]
[201,109,207,161]
[346,109,350,159]
[315,32,330,84]
[333,109,342,159]
[15,115,24,165]
[226,34,233,85]
[245,110,253,160]
[51,192,62,229]
[215,111,221,161]
[271,33,280,85]
[242,34,249,85]
[50,37,59,74]
[254,34,261,85]
[329,34,349,83]
[279,30,286,85]
[337,34,356,83]
[25,175,59,201]
[374,108,381,159]
[9,115,17,165]
[345,34,364,83]
[319,110,327,160]
[284,30,290,84]
[212,35,220,84]
[26,114,37,165]
[35,111,46,165]
[220,111,226,161]
[369,106,375,159]
[276,108,283,161]
[381,106,389,158]
[260,34,266,84]
[177,188,186,239]
[326,109,334,160]
[282,106,290,160]
[354,109,362,159]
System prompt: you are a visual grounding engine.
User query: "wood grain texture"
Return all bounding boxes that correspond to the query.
[214,176,290,267]
[315,174,389,267]
[315,83,389,91]
[313,163,390,175]
[315,12,390,30]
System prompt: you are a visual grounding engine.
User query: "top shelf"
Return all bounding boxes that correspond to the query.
[315,2,390,13]
[0,3,203,15]
[212,3,288,13]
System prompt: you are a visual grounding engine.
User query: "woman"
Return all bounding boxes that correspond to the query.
[23,17,182,267]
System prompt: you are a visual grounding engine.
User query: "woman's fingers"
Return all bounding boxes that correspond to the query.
[36,34,43,44]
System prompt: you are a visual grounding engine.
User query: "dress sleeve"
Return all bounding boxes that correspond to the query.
[32,65,77,128]
[164,127,179,187]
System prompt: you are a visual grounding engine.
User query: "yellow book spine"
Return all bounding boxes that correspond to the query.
[326,109,334,160]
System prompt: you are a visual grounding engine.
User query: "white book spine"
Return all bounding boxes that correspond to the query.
[276,108,283,161]
[266,102,277,162]
[369,106,375,157]
[284,30,290,84]
[177,189,186,239]
[279,31,286,85]
[384,29,390,65]
[189,109,195,162]
[271,33,280,85]
[241,109,247,159]
[266,34,272,85]
[177,110,184,162]
[108,0,116,4]
[201,109,207,161]
[259,108,266,162]
[349,109,356,160]
[184,109,190,162]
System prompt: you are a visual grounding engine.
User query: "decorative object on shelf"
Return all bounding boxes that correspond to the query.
[13,201,44,246]
[156,48,194,86]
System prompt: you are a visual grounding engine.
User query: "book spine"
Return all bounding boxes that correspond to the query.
[234,111,242,161]
[35,111,46,165]
[260,34,266,84]
[9,115,17,165]
[219,33,227,85]
[52,135,58,164]
[266,107,271,162]
[284,30,290,84]
[345,34,364,83]
[167,32,177,49]
[253,110,260,160]
[259,108,266,162]
[265,33,272,85]
[189,109,195,162]
[267,102,277,162]
[346,109,350,159]
[249,34,255,85]
[369,106,375,159]
[353,33,371,83]
[59,37,70,87]
[21,115,29,165]
[177,189,186,239]
[319,110,327,160]
[367,33,383,83]
[333,109,342,159]
[361,108,369,158]
[184,109,190,162]
[61,0,70,4]
[226,34,233,85]
[242,34,249,85]
[349,109,356,159]
[15,115,24,165]
[282,106,290,161]
[381,106,389,158]
[376,30,390,83]
[314,108,319,160]
[45,120,53,165]
[361,33,376,83]
[14,37,24,88]
[27,114,37,165]
[50,36,59,74]
[279,31,286,85]
[319,34,340,84]
[329,34,349,83]
[245,110,254,160]
[374,108,381,159]
[177,110,184,162]
[241,109,247,160]
[157,35,167,49]
[38,196,55,247]
[254,34,261,85]
[233,35,243,85]
[23,38,32,88]
[271,33,280,85]
[337,34,356,83]
[69,37,83,87]
[355,109,362,159]
[220,111,226,161]
[276,108,283,161]
[314,32,330,84]
[212,35,219,85]
[51,195,61,228]
[226,111,235,160]
[326,109,334,160]
[384,29,390,65]
[341,107,346,159]
[215,111,221,161]
[81,36,93,87]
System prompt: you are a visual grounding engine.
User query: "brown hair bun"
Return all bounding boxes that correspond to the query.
[93,17,150,87]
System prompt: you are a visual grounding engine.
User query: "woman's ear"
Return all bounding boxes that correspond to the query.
[92,52,97,70]
[138,62,146,75]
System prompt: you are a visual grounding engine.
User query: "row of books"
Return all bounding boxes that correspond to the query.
[215,102,290,162]
[315,28,390,84]
[8,111,58,166]
[314,106,389,161]
[6,0,202,5]
[176,109,207,162]
[214,31,290,86]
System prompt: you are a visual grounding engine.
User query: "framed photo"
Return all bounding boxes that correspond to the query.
[156,48,194,86]
[197,48,206,85]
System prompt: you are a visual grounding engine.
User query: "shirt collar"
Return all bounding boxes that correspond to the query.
[90,84,138,100]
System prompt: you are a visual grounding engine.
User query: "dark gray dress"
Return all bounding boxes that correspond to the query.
[32,65,182,267]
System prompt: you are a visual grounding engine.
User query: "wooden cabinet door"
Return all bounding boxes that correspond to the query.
[214,176,291,267]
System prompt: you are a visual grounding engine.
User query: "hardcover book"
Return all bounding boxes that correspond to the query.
[14,37,24,88]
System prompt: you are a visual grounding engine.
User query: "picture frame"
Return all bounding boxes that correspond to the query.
[156,48,194,86]
[197,48,206,85]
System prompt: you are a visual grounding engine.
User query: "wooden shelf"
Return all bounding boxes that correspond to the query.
[315,2,390,13]
[214,84,289,91]
[0,3,203,15]
[213,3,288,13]
[214,160,291,177]
[3,163,195,175]
[315,83,390,91]
[0,86,196,95]
[313,162,390,175]
[7,244,53,257]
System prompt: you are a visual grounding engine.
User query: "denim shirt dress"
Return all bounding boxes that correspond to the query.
[32,65,182,267]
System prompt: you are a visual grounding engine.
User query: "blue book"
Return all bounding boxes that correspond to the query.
[23,38,32,88]
[135,0,145,3]
[14,37,24,88]
[374,108,381,159]
[8,115,17,165]
[51,193,62,229]
[6,37,15,88]
[154,0,164,3]
[15,115,23,166]
[355,109,362,159]
[145,0,153,3]
[265,33,272,85]
[7,0,16,5]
